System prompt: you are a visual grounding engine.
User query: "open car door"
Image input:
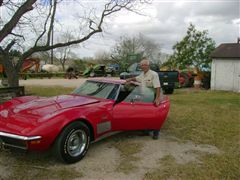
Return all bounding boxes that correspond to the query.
[112,85,167,131]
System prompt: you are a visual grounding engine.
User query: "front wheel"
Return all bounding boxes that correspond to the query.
[54,121,90,164]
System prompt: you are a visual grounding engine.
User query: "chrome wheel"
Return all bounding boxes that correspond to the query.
[67,129,87,157]
[55,121,90,164]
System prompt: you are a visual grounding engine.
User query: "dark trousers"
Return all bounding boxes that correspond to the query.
[153,130,159,136]
[143,130,159,136]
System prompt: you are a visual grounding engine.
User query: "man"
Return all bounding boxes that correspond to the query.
[125,58,161,139]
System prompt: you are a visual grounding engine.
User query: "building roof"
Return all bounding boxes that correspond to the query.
[211,42,240,59]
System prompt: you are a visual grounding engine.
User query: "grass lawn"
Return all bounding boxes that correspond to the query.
[1,86,240,179]
[145,89,240,179]
[25,86,74,97]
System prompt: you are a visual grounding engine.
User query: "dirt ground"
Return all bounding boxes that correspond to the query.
[75,133,219,180]
[0,132,220,180]
[1,78,220,179]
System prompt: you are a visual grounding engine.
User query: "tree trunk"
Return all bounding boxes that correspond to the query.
[1,54,20,87]
[62,63,65,71]
[7,70,19,87]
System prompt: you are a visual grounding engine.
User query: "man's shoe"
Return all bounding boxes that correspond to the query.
[152,135,159,140]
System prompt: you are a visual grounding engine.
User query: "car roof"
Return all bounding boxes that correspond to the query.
[87,78,125,85]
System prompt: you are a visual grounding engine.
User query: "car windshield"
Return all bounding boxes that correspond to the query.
[72,80,118,99]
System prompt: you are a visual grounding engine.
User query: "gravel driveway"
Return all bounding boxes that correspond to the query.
[19,78,95,88]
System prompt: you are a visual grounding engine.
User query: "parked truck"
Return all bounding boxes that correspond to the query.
[120,63,179,94]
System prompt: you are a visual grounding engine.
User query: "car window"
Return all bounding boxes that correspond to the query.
[72,81,117,99]
[136,64,142,71]
[123,86,155,103]
[127,63,139,72]
[108,84,120,100]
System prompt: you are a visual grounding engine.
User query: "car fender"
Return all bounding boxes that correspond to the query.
[35,102,113,150]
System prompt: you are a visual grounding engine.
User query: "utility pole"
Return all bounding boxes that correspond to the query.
[51,23,54,64]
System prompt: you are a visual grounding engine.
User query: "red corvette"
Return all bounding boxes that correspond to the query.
[0,79,170,163]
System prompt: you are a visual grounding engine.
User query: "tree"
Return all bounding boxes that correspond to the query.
[137,33,162,64]
[55,46,78,72]
[111,34,161,71]
[0,0,149,86]
[34,51,51,64]
[72,59,86,72]
[169,23,215,71]
[55,32,78,71]
[94,51,112,64]
[55,47,71,71]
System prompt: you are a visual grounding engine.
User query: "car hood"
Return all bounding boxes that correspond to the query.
[0,95,99,134]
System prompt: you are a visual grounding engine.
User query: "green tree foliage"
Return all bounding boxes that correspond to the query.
[167,23,215,70]
[111,34,161,71]
[111,35,142,71]
[72,59,86,72]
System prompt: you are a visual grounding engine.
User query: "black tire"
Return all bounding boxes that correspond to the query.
[54,121,90,164]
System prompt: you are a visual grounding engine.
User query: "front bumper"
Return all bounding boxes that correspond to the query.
[0,131,41,150]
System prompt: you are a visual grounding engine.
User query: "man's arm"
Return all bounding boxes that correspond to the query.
[125,77,136,83]
[154,87,161,106]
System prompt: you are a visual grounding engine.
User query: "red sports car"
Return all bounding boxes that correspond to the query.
[0,78,170,163]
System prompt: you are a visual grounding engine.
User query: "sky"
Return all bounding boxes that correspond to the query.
[55,0,239,58]
[1,0,240,58]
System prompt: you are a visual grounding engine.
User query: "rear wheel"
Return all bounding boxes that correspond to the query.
[54,121,90,164]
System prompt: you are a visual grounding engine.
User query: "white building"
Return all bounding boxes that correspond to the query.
[211,40,240,92]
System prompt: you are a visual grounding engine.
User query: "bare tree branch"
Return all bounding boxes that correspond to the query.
[20,0,145,59]
[89,20,97,31]
[34,1,53,46]
[10,32,25,40]
[1,0,152,86]
[5,39,15,51]
[0,0,37,42]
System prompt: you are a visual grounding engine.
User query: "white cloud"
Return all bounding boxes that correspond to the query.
[69,0,239,57]
[1,0,239,58]
[93,0,240,57]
